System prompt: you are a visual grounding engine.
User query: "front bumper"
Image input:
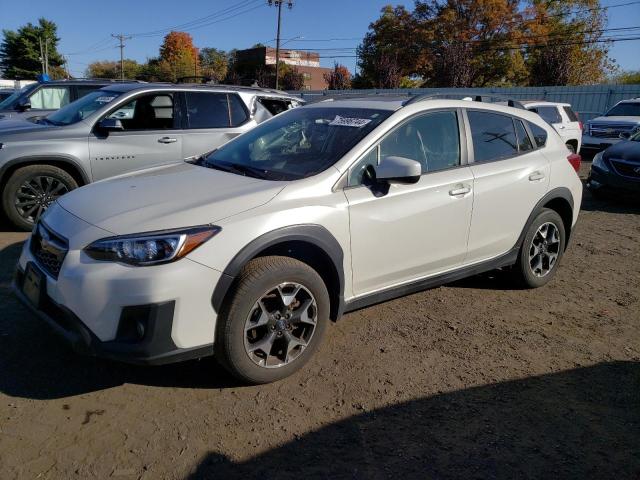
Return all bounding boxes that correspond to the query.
[587,165,640,194]
[581,134,620,153]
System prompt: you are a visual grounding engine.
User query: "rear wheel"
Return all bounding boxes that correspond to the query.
[513,208,566,288]
[2,165,77,231]
[215,256,329,384]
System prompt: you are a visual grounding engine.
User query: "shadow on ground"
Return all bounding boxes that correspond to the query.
[188,361,640,480]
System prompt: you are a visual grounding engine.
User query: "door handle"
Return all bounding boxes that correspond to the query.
[529,171,545,182]
[449,185,471,197]
[158,137,177,144]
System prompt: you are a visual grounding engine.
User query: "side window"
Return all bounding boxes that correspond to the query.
[535,106,562,124]
[348,147,378,187]
[380,110,460,173]
[76,85,103,100]
[563,106,579,122]
[258,98,291,116]
[514,119,533,152]
[528,122,548,148]
[228,94,249,126]
[184,92,230,129]
[106,93,175,130]
[28,86,70,109]
[468,111,518,162]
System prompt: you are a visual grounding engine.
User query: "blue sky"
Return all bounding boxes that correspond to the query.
[1,0,638,78]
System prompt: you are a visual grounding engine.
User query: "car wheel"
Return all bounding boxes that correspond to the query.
[2,165,78,231]
[215,256,329,384]
[514,208,566,289]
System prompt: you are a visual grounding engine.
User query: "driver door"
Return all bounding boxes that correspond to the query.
[88,92,183,181]
[344,110,474,296]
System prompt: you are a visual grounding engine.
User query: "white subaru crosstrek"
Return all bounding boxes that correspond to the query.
[14,96,583,384]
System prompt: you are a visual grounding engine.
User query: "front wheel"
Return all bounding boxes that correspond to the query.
[215,256,329,384]
[513,208,566,288]
[2,165,78,231]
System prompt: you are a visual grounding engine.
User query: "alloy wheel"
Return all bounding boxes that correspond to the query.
[243,282,318,369]
[14,175,69,223]
[529,222,561,278]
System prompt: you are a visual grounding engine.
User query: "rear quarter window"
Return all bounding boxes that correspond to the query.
[563,106,579,122]
[528,121,548,148]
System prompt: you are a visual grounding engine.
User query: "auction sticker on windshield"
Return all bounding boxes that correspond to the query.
[329,115,372,128]
[95,96,117,103]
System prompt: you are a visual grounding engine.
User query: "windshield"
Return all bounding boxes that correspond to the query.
[605,102,640,117]
[204,107,392,180]
[45,90,122,126]
[0,83,38,110]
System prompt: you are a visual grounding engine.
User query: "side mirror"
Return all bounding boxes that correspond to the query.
[376,156,422,184]
[619,131,631,140]
[96,118,124,131]
[16,99,31,112]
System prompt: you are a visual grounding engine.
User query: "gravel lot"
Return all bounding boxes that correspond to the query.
[0,164,638,479]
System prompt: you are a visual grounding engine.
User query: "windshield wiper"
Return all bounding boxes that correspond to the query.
[204,160,269,179]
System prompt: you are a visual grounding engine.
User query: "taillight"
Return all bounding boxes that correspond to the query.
[578,121,583,130]
[567,153,581,173]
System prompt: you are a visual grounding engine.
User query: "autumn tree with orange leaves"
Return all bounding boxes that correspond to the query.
[158,31,199,82]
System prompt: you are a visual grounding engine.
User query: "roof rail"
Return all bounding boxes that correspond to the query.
[403,92,526,110]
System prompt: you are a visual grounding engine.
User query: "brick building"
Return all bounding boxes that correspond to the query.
[234,46,331,90]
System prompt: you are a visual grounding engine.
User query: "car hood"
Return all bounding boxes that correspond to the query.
[590,116,640,124]
[0,117,51,134]
[57,162,286,235]
[603,140,640,161]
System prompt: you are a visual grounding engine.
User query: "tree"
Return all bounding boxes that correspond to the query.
[199,48,228,83]
[0,18,65,79]
[610,70,640,85]
[86,59,141,79]
[324,63,352,90]
[157,31,199,82]
[281,66,305,90]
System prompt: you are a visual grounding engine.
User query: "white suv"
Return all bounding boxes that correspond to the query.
[14,96,583,384]
[523,101,582,153]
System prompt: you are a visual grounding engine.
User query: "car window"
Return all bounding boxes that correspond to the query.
[106,93,175,130]
[348,146,379,187]
[228,94,249,126]
[259,98,291,116]
[47,90,121,126]
[0,83,38,110]
[468,111,518,162]
[380,110,460,174]
[527,122,547,148]
[184,92,230,129]
[514,119,533,152]
[605,102,640,117]
[28,86,70,109]
[205,107,391,181]
[531,106,562,124]
[563,106,579,122]
[76,85,104,100]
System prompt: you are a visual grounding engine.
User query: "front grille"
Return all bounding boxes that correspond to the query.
[590,123,635,139]
[30,222,68,279]
[610,159,640,181]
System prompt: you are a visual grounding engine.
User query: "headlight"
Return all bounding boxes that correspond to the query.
[591,151,608,171]
[84,225,220,266]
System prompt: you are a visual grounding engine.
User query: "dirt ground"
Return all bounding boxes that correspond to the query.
[0,163,638,480]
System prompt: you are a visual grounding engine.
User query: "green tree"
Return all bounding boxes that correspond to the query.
[199,48,228,83]
[610,70,640,85]
[0,18,65,79]
[86,59,141,79]
[281,66,305,90]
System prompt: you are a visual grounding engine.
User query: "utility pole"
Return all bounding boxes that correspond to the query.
[267,0,294,90]
[44,38,49,75]
[39,37,45,75]
[111,33,132,81]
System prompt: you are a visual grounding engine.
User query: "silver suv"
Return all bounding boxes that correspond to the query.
[0,83,303,229]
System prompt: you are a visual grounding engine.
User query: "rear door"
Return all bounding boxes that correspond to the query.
[88,91,183,180]
[464,110,550,263]
[533,106,570,143]
[180,91,256,158]
[561,105,582,149]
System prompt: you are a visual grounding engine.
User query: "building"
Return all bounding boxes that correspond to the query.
[234,46,331,90]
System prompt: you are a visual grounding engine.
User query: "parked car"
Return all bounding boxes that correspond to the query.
[582,97,640,154]
[0,88,15,103]
[0,83,303,230]
[13,95,582,384]
[0,79,119,123]
[523,101,582,153]
[587,126,640,196]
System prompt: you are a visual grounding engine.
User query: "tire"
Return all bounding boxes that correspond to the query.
[2,164,78,231]
[215,256,330,384]
[513,208,566,289]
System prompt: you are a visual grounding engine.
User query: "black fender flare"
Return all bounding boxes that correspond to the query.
[211,224,346,320]
[513,186,575,253]
[0,155,90,186]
